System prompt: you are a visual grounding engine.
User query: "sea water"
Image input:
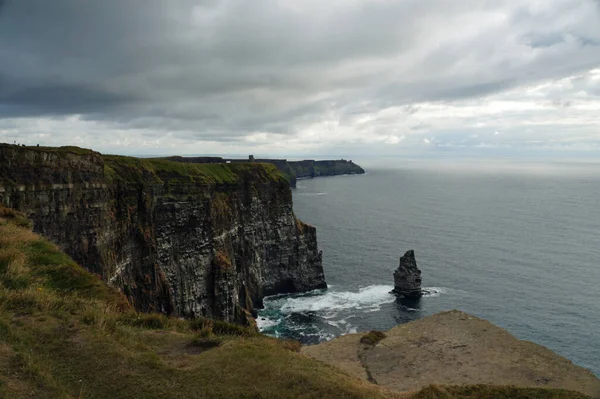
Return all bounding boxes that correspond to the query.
[257,159,600,376]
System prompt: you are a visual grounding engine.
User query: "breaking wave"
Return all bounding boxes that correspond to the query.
[258,285,449,343]
[279,285,395,314]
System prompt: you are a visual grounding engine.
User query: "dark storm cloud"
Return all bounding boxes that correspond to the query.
[1,0,600,148]
[0,83,134,116]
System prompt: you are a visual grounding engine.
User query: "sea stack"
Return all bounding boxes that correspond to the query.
[393,250,423,298]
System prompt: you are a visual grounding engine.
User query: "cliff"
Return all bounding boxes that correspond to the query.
[0,144,326,324]
[302,310,600,398]
[288,159,365,182]
[161,156,365,187]
[0,209,591,398]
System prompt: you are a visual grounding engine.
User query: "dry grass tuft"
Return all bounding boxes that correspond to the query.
[280,339,302,352]
[0,223,38,247]
[0,205,32,229]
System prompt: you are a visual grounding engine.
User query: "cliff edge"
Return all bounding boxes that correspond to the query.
[302,310,600,398]
[288,159,365,183]
[0,206,591,398]
[0,144,326,324]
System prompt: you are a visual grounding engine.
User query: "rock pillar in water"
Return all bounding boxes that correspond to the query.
[393,250,422,298]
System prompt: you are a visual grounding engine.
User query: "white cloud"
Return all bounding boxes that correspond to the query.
[1,0,600,156]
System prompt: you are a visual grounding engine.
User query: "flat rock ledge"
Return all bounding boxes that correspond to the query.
[301,310,600,398]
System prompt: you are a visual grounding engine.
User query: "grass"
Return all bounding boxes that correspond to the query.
[0,143,288,188]
[0,210,592,399]
[103,154,287,186]
[0,143,99,157]
[412,385,591,399]
[0,206,31,230]
[0,211,397,399]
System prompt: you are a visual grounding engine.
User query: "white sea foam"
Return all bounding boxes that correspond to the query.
[296,192,327,196]
[325,317,360,334]
[259,285,449,337]
[279,285,395,314]
[422,286,447,298]
[256,316,280,331]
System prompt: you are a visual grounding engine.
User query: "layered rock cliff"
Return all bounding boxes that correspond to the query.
[0,144,326,324]
[392,250,422,298]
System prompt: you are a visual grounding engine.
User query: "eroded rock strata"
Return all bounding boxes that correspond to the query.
[0,144,326,324]
[392,249,422,298]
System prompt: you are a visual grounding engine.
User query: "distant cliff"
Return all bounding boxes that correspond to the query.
[0,144,326,324]
[163,156,365,187]
[288,160,364,186]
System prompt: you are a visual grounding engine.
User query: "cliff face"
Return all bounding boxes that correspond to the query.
[288,160,365,182]
[0,144,326,324]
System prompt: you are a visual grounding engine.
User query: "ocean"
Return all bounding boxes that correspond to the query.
[257,159,600,376]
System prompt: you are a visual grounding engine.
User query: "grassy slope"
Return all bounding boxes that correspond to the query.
[0,208,591,399]
[0,206,397,399]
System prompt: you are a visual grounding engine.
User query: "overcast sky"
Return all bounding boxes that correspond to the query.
[1,0,599,157]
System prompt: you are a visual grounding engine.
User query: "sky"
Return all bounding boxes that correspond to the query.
[1,0,600,158]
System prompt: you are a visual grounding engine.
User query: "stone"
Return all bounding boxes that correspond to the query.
[392,250,422,298]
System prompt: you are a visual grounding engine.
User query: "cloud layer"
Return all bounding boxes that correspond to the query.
[1,0,599,156]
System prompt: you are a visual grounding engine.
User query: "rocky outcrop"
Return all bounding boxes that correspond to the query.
[392,250,422,298]
[0,144,326,324]
[302,310,600,398]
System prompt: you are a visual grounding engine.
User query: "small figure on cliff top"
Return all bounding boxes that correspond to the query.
[392,250,423,298]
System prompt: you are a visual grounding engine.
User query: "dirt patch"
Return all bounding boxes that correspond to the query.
[155,335,222,370]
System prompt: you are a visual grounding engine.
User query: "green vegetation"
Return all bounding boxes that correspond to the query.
[412,385,591,399]
[0,210,591,398]
[0,210,397,398]
[103,155,287,186]
[2,144,99,157]
[0,207,31,230]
